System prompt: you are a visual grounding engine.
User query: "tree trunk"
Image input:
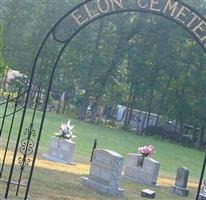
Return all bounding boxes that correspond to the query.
[155,114,160,127]
[1,66,9,96]
[136,95,145,132]
[127,96,135,130]
[79,90,90,120]
[146,88,154,129]
[197,124,205,149]
[28,85,37,107]
[136,111,141,132]
[179,115,184,138]
[78,21,104,120]
[192,120,198,142]
[156,78,172,127]
[56,99,61,114]
[124,83,133,129]
[141,113,147,132]
[91,101,97,123]
[62,92,69,114]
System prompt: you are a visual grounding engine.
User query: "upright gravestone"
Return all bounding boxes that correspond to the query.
[124,153,160,185]
[43,137,75,164]
[170,167,189,196]
[81,149,125,197]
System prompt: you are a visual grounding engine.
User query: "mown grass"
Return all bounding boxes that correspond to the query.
[0,108,205,199]
[1,108,205,179]
[0,158,200,200]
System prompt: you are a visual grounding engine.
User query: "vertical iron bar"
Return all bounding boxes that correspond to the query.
[0,90,20,178]
[0,93,10,138]
[24,44,67,200]
[196,152,206,200]
[90,139,97,162]
[4,2,57,193]
[4,89,30,198]
[16,86,41,196]
[4,3,56,197]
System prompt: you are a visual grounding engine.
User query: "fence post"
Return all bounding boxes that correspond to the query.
[0,89,20,178]
[0,93,10,138]
[196,152,206,200]
[90,139,97,162]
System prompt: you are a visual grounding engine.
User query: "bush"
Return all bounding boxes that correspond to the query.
[144,126,165,136]
[144,126,192,144]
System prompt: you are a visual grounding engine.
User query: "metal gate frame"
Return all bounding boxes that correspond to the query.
[0,0,205,199]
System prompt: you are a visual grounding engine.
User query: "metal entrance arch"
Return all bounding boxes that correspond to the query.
[1,0,206,199]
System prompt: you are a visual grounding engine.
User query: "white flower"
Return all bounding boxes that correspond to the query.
[58,120,76,140]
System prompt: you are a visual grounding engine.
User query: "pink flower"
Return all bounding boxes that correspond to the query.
[138,145,154,157]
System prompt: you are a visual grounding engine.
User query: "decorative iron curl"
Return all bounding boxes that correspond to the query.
[23,126,36,137]
[18,157,31,169]
[203,179,206,194]
[19,139,34,155]
[18,124,36,170]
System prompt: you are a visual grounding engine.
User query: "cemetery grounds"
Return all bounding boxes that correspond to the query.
[0,109,204,200]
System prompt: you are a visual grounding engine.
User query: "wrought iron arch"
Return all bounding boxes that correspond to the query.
[2,0,206,199]
[23,0,206,199]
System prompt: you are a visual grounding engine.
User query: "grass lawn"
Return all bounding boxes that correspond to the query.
[0,109,205,199]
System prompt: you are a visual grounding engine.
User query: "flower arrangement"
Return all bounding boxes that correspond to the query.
[138,145,154,157]
[56,120,76,140]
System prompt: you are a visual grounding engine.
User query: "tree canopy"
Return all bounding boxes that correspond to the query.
[1,0,206,148]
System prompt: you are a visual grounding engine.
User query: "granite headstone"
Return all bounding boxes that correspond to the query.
[124,153,160,185]
[170,167,189,196]
[81,149,125,197]
[43,137,75,164]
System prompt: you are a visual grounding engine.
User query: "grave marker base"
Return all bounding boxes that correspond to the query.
[42,137,75,164]
[81,177,124,197]
[42,154,75,165]
[170,185,189,197]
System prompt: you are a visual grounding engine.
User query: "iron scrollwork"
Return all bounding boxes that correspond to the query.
[18,123,36,169]
[202,179,206,196]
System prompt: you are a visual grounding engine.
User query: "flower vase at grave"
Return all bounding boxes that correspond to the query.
[137,154,147,168]
[124,152,160,185]
[42,120,76,164]
[137,145,154,168]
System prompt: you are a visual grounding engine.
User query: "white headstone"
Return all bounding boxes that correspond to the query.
[43,137,75,164]
[124,153,160,185]
[81,149,125,197]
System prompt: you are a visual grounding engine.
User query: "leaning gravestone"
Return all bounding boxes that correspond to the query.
[170,167,189,196]
[124,153,160,185]
[43,137,75,164]
[81,149,125,197]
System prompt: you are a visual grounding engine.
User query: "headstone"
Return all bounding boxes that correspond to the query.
[43,137,75,164]
[198,179,206,200]
[81,149,125,197]
[170,167,189,196]
[141,189,156,199]
[124,153,160,185]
